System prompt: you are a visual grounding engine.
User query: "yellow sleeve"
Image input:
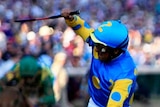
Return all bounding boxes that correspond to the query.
[107,79,133,107]
[6,64,20,81]
[65,15,94,41]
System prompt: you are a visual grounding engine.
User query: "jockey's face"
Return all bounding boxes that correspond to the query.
[95,44,111,62]
[95,43,121,62]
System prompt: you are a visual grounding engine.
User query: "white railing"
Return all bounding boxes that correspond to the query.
[66,65,160,76]
[137,65,160,75]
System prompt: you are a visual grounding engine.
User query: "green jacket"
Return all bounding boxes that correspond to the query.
[0,56,55,105]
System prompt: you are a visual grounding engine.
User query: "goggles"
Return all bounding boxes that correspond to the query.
[95,43,108,53]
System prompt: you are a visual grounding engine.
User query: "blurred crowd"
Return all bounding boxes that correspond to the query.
[0,0,160,106]
[0,0,160,68]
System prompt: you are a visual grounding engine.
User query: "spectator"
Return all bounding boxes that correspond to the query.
[51,52,69,107]
[38,25,55,67]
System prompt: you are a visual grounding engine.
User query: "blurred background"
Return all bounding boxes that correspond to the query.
[0,0,160,107]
